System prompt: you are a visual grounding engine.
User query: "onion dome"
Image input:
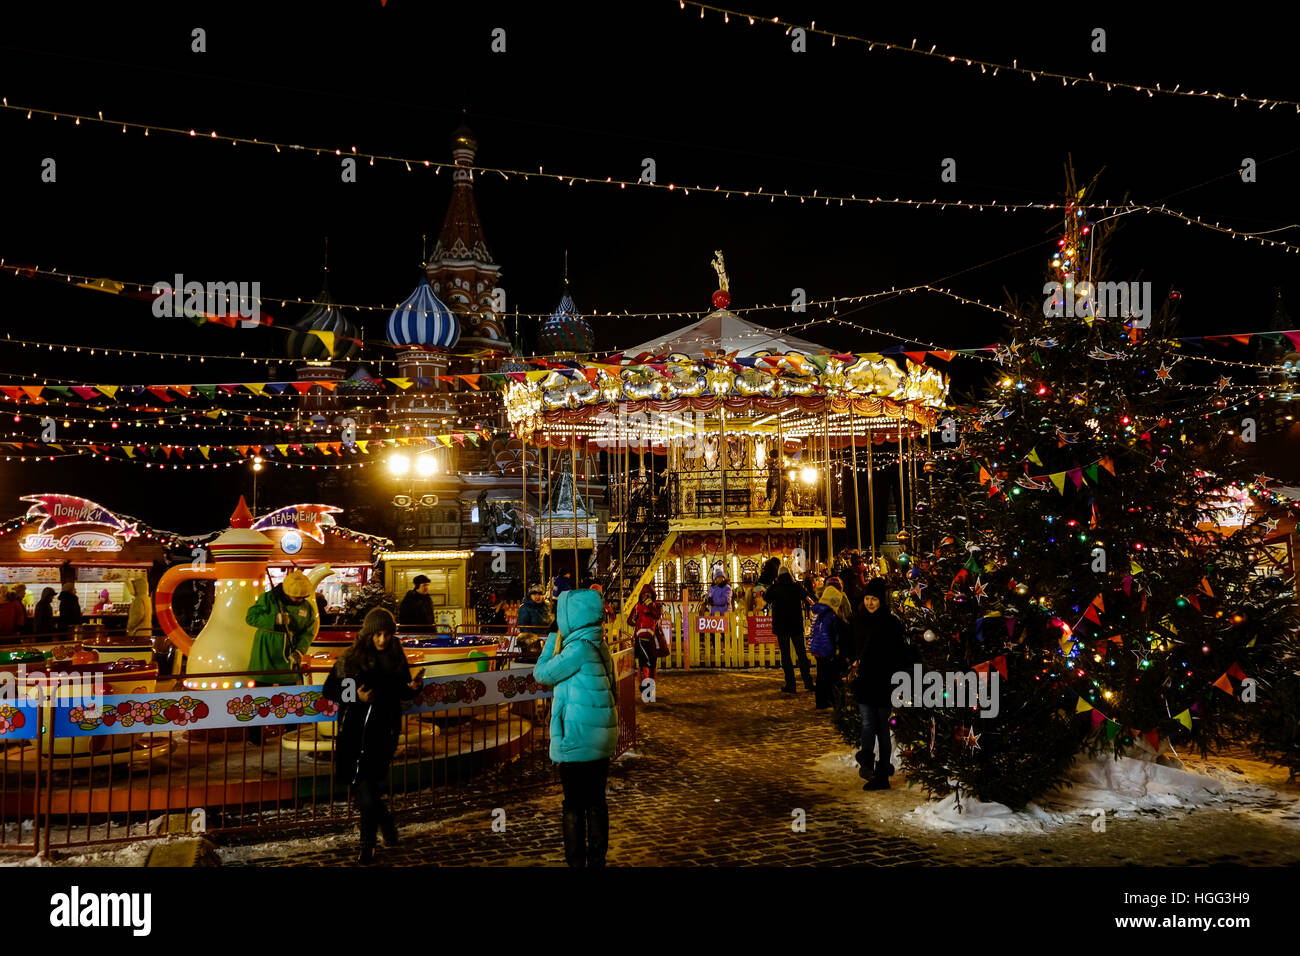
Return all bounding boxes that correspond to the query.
[386,279,460,349]
[284,280,361,361]
[537,284,594,354]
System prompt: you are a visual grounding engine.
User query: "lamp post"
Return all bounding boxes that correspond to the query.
[251,456,263,517]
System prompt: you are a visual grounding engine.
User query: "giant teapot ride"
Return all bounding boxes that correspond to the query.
[155,498,335,689]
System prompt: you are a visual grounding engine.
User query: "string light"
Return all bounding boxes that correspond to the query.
[3,100,1299,254]
[678,1,1300,114]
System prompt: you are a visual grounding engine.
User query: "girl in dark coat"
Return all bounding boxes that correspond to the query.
[849,578,912,790]
[323,607,422,864]
[32,587,56,635]
[765,570,812,693]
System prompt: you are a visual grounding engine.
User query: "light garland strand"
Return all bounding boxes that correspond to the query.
[4,99,1300,256]
[678,0,1300,113]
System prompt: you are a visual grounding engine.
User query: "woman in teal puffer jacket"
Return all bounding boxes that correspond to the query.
[533,588,619,867]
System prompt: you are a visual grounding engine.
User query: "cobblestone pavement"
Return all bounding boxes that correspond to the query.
[216,670,1300,867]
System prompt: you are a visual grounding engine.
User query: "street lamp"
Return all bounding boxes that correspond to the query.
[416,455,437,477]
[388,453,410,475]
[251,456,263,516]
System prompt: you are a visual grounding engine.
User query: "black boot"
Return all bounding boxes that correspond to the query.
[357,811,379,864]
[863,766,891,791]
[801,665,814,692]
[378,805,399,847]
[562,802,587,867]
[586,802,609,868]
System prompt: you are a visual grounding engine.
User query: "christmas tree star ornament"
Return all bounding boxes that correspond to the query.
[1151,457,1167,472]
[963,727,982,750]
[1155,361,1174,380]
[1216,376,1232,391]
[973,577,987,602]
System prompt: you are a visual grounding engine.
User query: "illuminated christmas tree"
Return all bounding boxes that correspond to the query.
[890,172,1300,808]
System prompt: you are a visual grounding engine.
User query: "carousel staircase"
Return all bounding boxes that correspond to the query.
[597,481,672,623]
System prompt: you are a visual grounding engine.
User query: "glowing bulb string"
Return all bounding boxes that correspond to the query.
[678,0,1300,113]
[5,99,1300,256]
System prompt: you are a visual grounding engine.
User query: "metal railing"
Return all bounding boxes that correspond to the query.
[1,638,640,858]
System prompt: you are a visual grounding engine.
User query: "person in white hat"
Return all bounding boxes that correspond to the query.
[246,570,319,686]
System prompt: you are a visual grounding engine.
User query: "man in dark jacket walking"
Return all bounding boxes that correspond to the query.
[397,575,435,627]
[849,577,912,790]
[765,570,812,693]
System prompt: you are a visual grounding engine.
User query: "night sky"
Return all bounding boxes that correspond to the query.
[1,3,1296,532]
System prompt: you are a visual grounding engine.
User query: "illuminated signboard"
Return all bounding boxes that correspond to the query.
[19,532,123,553]
[19,494,138,541]
[251,504,342,544]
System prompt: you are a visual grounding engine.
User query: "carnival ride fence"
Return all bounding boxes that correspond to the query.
[0,656,586,858]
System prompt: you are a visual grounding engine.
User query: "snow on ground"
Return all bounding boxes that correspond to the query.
[816,745,1299,835]
[908,754,1297,834]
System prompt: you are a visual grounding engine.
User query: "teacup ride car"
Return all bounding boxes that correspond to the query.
[1,656,168,771]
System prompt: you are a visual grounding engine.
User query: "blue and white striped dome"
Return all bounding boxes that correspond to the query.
[386,279,460,349]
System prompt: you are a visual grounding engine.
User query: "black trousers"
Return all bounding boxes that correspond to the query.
[776,630,811,687]
[813,655,838,708]
[634,638,658,679]
[559,758,610,810]
[354,776,393,844]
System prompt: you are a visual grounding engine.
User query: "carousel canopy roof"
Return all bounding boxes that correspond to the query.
[627,309,826,358]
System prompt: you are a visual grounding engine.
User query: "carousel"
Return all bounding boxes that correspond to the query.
[504,254,949,664]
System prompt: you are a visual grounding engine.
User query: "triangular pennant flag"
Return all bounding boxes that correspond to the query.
[977,466,991,485]
[1099,455,1116,476]
[438,435,453,447]
[387,378,413,390]
[1131,560,1144,575]
[96,385,119,400]
[121,445,135,458]
[525,370,550,383]
[276,444,289,457]
[147,386,173,402]
[1027,448,1042,466]
[236,446,250,458]
[992,655,1007,679]
[1068,467,1084,489]
[1187,594,1201,611]
[1084,464,1100,484]
[315,381,337,392]
[199,446,211,459]
[1144,729,1160,750]
[972,661,990,676]
[1091,709,1107,729]
[307,330,336,356]
[329,442,342,454]
[1212,673,1234,695]
[1199,577,1214,597]
[1091,594,1105,612]
[291,382,312,394]
[1104,720,1121,741]
[316,442,331,454]
[71,386,98,400]
[1226,662,1247,681]
[196,385,217,398]
[963,555,981,574]
[903,351,928,364]
[20,386,43,402]
[1083,604,1101,625]
[173,385,193,398]
[357,441,369,454]
[1174,709,1192,730]
[245,383,266,396]
[1049,472,1067,494]
[461,374,482,390]
[1075,697,1094,714]
[928,350,954,362]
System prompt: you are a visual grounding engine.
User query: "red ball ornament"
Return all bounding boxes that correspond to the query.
[712,289,731,309]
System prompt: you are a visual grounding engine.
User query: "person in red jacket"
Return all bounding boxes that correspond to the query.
[628,584,663,684]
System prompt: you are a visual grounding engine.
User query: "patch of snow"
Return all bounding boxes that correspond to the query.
[910,794,1065,834]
